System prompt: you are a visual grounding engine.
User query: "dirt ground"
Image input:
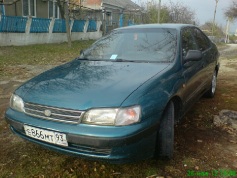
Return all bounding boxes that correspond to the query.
[175,44,237,173]
[0,44,237,177]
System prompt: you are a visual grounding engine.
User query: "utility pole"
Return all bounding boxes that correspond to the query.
[158,0,161,23]
[212,0,219,36]
[225,18,230,43]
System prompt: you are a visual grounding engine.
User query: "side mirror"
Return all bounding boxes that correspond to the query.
[184,50,202,63]
[80,49,84,55]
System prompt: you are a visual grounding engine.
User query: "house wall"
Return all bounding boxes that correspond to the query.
[79,10,102,21]
[37,1,49,18]
[81,0,102,7]
[4,0,22,16]
[4,0,48,18]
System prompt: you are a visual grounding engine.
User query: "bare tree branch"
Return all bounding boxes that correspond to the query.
[225,0,237,19]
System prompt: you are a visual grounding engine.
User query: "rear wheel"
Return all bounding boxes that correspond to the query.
[155,101,174,159]
[205,70,217,98]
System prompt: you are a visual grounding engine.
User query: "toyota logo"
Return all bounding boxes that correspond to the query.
[44,109,52,117]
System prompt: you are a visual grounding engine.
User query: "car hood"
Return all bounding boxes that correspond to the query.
[16,60,170,110]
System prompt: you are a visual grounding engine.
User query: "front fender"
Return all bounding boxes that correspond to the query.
[121,68,185,122]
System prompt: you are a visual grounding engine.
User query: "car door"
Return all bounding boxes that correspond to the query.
[180,27,206,110]
[192,28,215,89]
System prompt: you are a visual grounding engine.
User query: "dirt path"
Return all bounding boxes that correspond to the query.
[213,44,237,168]
[0,64,56,106]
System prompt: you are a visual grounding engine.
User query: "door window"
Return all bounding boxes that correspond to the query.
[193,28,210,51]
[181,28,198,57]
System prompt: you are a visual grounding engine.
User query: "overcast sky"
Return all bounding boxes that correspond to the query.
[133,0,237,33]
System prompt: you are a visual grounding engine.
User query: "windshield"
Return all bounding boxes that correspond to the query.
[80,28,177,62]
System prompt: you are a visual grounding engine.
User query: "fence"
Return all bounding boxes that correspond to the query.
[53,19,67,33]
[30,18,51,33]
[72,20,86,32]
[0,15,27,32]
[0,15,97,33]
[87,20,97,32]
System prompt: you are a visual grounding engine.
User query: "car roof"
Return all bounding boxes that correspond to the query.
[116,23,196,31]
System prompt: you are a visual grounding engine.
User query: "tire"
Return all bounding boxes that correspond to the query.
[205,70,217,98]
[155,101,174,159]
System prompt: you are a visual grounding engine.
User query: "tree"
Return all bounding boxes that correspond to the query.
[140,1,197,24]
[201,21,224,37]
[56,0,71,47]
[225,0,237,19]
[224,0,237,43]
[140,1,173,24]
[145,4,170,23]
[168,1,197,24]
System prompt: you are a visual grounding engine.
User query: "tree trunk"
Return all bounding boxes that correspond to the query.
[64,0,72,47]
[56,0,65,19]
[56,0,71,47]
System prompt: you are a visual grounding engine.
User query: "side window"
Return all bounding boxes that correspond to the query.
[193,28,210,51]
[181,28,198,57]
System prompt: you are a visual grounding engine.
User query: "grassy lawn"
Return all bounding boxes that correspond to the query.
[0,42,237,178]
[0,40,94,77]
[0,40,94,78]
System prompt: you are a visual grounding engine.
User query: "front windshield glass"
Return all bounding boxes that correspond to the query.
[80,28,177,62]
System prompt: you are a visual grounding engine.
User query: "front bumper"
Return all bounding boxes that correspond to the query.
[5,108,161,163]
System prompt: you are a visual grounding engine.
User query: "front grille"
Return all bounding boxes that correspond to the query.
[24,102,84,124]
[70,144,111,155]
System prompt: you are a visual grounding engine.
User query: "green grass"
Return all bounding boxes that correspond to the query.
[0,40,94,67]
[0,40,95,77]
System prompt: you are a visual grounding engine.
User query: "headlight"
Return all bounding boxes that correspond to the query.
[10,94,25,112]
[82,108,118,125]
[115,106,141,126]
[81,105,141,126]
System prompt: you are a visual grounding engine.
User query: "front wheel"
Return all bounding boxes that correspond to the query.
[155,101,174,159]
[205,70,217,98]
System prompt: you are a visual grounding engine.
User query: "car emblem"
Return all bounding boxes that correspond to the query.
[44,109,52,117]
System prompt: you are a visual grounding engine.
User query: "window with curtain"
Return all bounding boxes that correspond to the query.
[22,0,36,16]
[49,0,59,18]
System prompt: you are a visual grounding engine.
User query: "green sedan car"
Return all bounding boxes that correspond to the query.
[5,24,220,163]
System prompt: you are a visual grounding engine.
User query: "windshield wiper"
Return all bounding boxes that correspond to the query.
[76,57,102,61]
[114,59,136,62]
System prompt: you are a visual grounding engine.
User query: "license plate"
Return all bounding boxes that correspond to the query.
[24,125,68,146]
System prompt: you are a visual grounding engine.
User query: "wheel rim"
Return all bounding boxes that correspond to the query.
[211,72,217,94]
